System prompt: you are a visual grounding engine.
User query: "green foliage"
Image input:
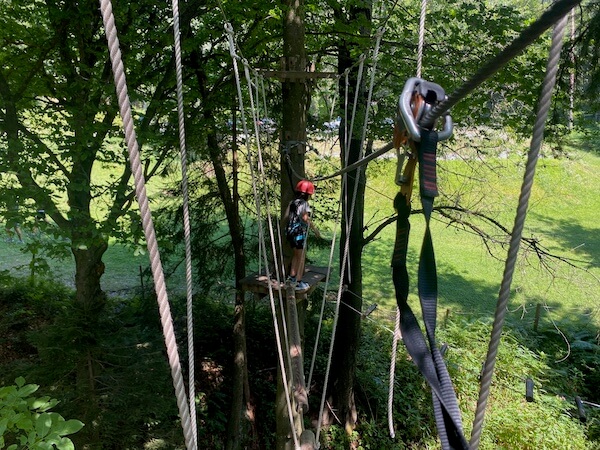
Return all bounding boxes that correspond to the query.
[0,377,83,450]
[312,316,594,449]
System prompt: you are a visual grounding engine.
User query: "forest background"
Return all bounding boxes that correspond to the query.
[1,0,599,448]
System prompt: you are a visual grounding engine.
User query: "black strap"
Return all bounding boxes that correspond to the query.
[391,129,468,450]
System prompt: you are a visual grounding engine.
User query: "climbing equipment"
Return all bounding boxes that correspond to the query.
[391,78,468,450]
[394,77,453,205]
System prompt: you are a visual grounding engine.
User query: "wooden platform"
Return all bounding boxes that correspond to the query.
[241,265,328,299]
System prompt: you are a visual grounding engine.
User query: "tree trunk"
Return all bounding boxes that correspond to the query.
[277,0,309,448]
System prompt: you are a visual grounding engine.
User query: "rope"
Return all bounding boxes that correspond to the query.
[469,13,569,449]
[316,27,383,443]
[389,0,427,436]
[416,0,427,78]
[225,23,300,450]
[98,1,195,449]
[387,307,401,438]
[170,0,198,444]
[306,190,342,391]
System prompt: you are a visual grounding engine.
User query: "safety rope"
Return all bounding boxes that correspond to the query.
[224,23,300,450]
[315,26,384,444]
[389,0,428,436]
[387,307,401,438]
[469,13,569,450]
[98,1,195,449]
[416,0,427,78]
[170,0,198,445]
[306,191,342,392]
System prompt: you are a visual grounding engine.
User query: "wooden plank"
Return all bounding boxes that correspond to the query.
[241,265,328,298]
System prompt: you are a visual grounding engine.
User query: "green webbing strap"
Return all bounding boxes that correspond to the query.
[392,129,468,450]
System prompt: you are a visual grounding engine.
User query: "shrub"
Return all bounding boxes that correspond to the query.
[0,377,83,449]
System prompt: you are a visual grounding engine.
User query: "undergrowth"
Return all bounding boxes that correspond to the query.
[0,273,597,449]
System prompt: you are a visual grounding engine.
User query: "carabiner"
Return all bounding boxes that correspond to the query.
[397,77,453,143]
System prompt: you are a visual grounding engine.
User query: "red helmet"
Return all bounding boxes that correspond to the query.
[295,179,315,195]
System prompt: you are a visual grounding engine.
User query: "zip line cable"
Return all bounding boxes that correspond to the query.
[170,0,198,445]
[469,13,569,449]
[313,0,581,184]
[423,0,581,125]
[98,1,195,448]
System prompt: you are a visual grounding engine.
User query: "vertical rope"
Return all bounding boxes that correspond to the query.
[170,0,198,445]
[469,14,568,449]
[98,1,195,449]
[416,0,427,78]
[387,307,401,438]
[225,24,300,450]
[307,193,342,390]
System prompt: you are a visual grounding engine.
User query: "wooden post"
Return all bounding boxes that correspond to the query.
[287,283,308,413]
[533,303,542,331]
[575,396,587,422]
[525,378,534,402]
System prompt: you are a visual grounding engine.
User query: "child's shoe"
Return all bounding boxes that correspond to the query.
[295,281,309,292]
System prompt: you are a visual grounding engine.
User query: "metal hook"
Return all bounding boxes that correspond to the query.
[398,77,453,143]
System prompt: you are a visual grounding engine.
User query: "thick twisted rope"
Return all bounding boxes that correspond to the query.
[170,0,198,445]
[469,13,569,449]
[416,0,427,78]
[98,1,195,449]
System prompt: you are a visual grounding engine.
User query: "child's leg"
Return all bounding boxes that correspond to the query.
[290,247,303,278]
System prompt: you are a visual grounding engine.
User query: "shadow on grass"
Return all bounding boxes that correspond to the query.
[362,232,501,319]
[533,214,600,269]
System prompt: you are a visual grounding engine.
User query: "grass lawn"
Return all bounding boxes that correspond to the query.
[307,134,600,335]
[1,132,598,332]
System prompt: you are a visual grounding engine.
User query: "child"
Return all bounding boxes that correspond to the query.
[285,179,320,291]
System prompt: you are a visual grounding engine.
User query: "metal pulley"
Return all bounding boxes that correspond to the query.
[397,77,453,143]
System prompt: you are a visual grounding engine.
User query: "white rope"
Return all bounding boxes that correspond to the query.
[388,0,427,435]
[98,1,195,449]
[306,190,342,391]
[416,0,427,78]
[170,0,198,445]
[315,31,383,443]
[387,307,401,438]
[225,23,300,450]
[469,14,569,449]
